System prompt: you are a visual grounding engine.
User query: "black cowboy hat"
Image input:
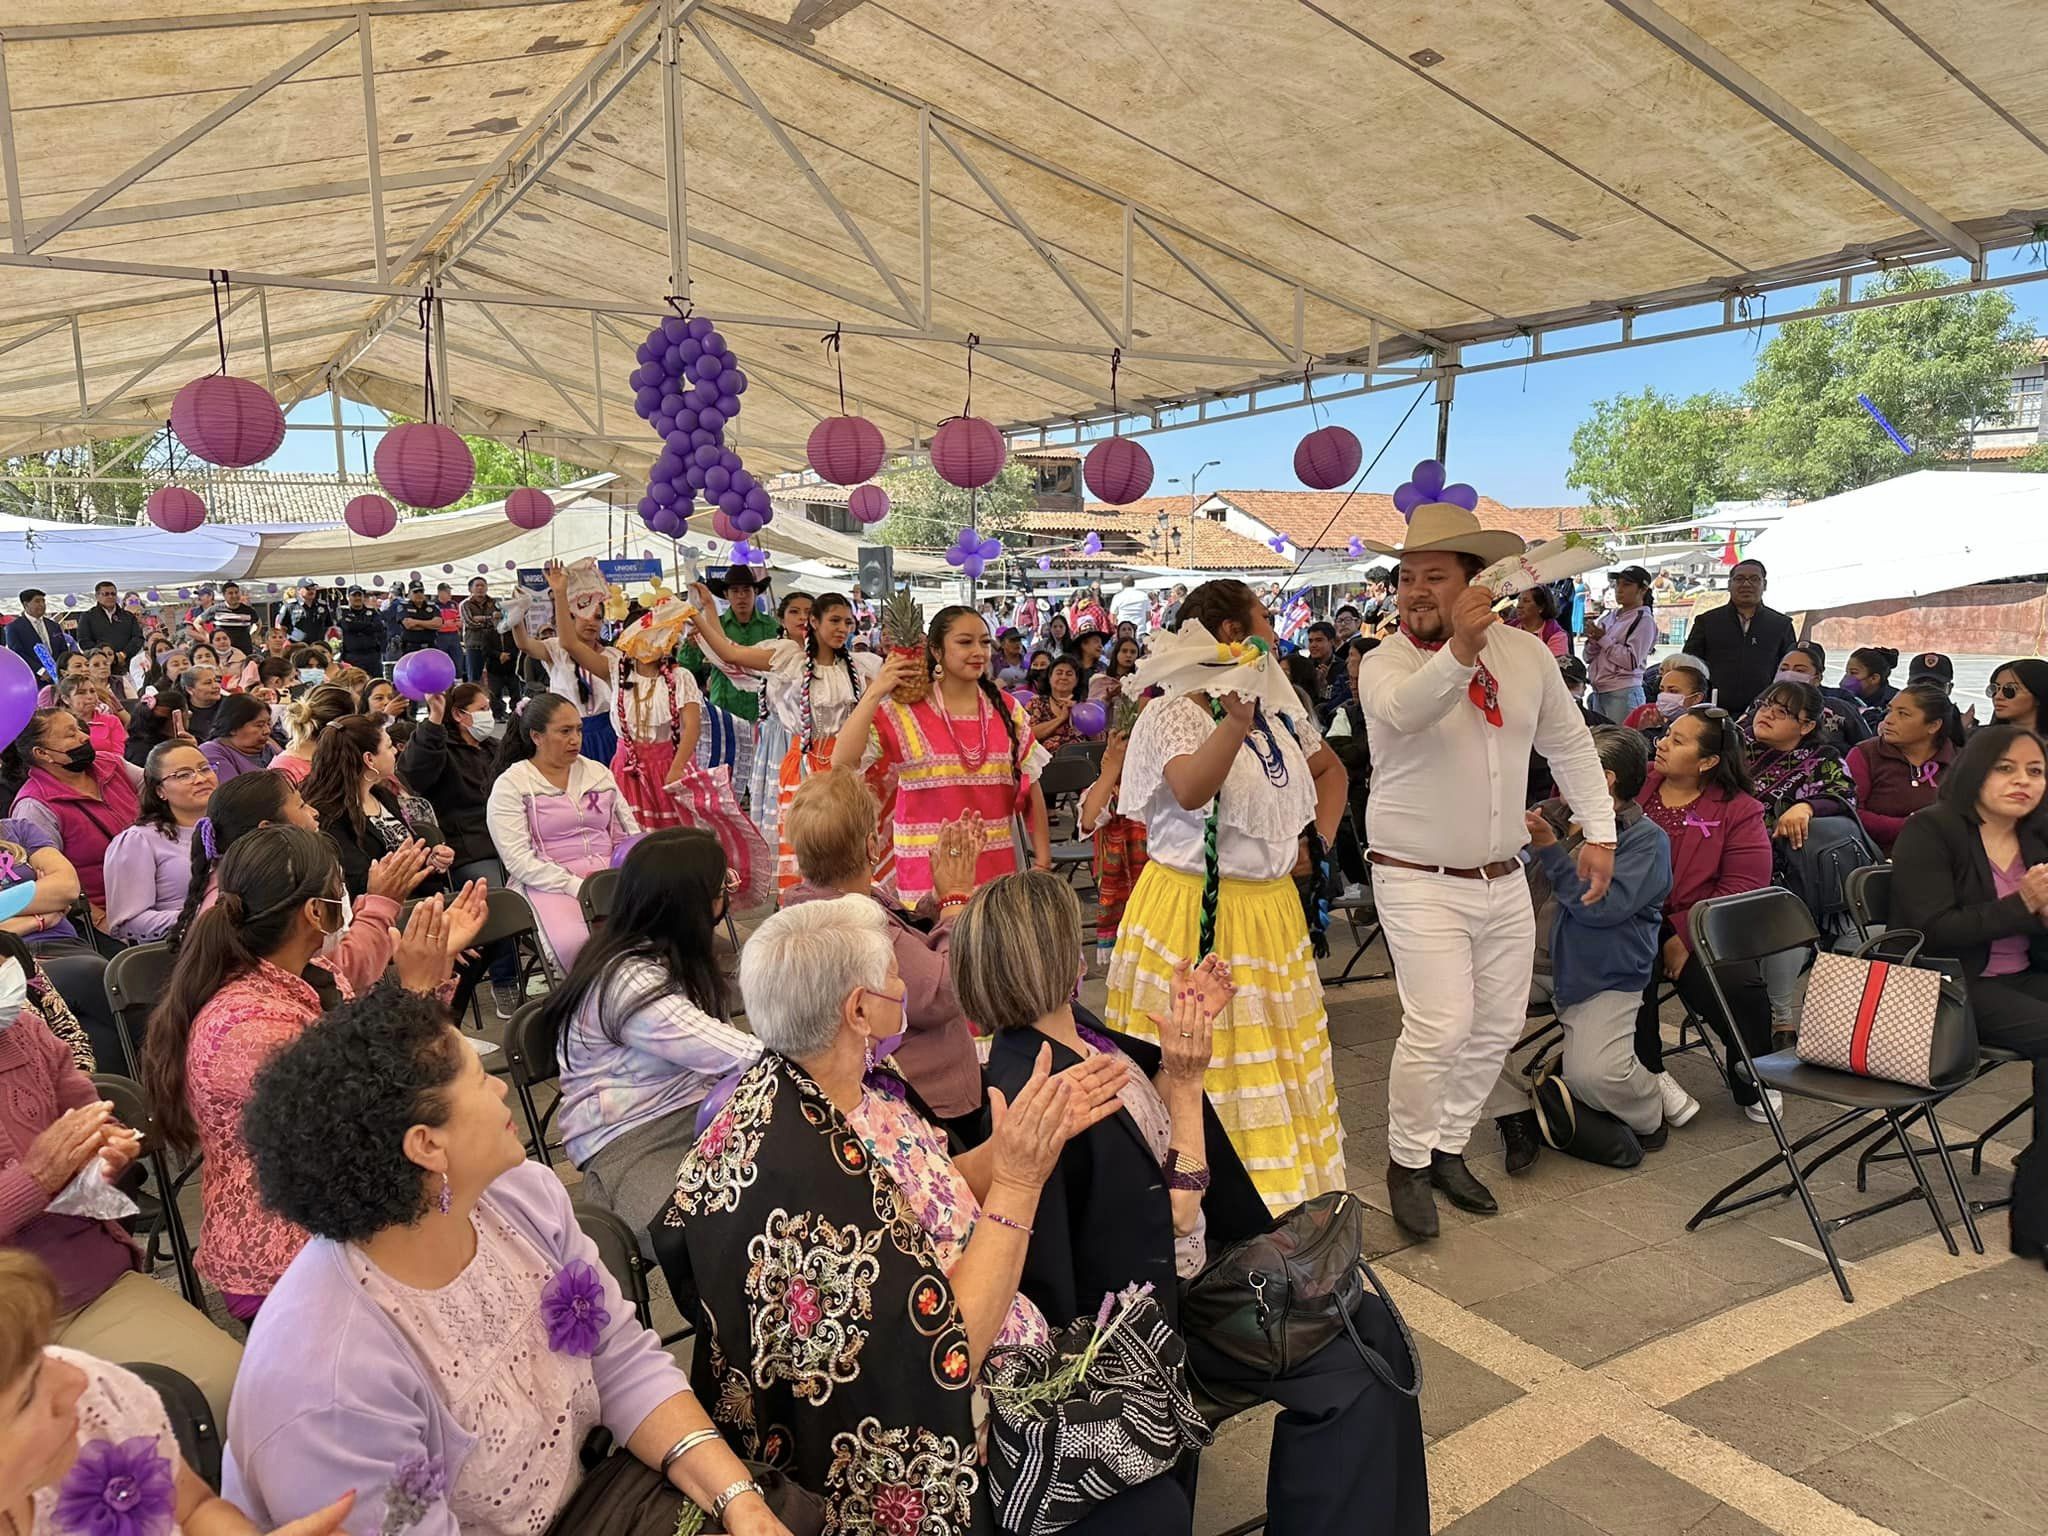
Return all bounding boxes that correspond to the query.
[705,563,770,597]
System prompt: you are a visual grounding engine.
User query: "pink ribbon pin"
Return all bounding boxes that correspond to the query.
[1682,811,1719,839]
[1913,760,1941,786]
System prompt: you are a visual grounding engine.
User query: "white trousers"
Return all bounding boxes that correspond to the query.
[1376,863,1536,1168]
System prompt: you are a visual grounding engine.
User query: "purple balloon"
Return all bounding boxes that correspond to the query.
[684,464,708,490]
[682,384,713,411]
[650,507,683,536]
[734,510,763,535]
[636,340,661,364]
[660,392,686,417]
[714,393,741,419]
[662,316,689,343]
[685,316,713,341]
[653,454,684,482]
[0,650,37,752]
[1441,483,1479,510]
[697,408,726,434]
[609,832,649,869]
[961,556,985,579]
[665,430,692,455]
[1412,458,1446,496]
[701,331,726,356]
[692,354,723,382]
[727,369,748,395]
[690,428,716,449]
[716,369,744,396]
[704,466,731,496]
[1068,701,1108,738]
[633,386,661,417]
[1391,483,1425,515]
[393,646,457,703]
[743,486,771,513]
[693,444,721,469]
[652,414,675,438]
[650,481,678,506]
[373,575,386,587]
[717,489,743,515]
[478,564,490,575]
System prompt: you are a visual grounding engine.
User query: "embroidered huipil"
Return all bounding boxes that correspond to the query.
[869,694,1048,904]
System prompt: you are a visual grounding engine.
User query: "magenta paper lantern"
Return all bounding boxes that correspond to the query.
[343,493,398,539]
[145,485,206,533]
[847,484,891,526]
[711,509,742,542]
[1294,424,1362,491]
[169,374,285,469]
[930,416,1006,489]
[806,415,886,486]
[374,421,475,509]
[505,487,555,530]
[1083,436,1154,505]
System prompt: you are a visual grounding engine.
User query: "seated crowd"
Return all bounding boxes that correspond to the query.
[4,563,2045,1536]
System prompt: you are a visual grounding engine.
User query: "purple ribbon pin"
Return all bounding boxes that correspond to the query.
[1682,811,1719,839]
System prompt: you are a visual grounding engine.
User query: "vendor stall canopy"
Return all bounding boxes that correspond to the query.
[4,0,2048,480]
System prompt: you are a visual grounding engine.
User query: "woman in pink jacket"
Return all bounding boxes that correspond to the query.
[1633,707,1775,1127]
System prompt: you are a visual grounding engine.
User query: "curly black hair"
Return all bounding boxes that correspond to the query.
[243,982,462,1242]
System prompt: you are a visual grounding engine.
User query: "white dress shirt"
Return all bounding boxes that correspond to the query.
[1110,585,1152,632]
[1359,622,1614,867]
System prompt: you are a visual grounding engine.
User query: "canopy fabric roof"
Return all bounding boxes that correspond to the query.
[3,1,2047,483]
[1741,469,2048,612]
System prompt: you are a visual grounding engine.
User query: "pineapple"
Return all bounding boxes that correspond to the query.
[881,583,931,705]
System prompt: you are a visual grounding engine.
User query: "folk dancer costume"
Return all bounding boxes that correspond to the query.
[1356,503,1614,1225]
[680,564,780,810]
[500,564,618,763]
[606,598,703,832]
[1105,624,1345,1212]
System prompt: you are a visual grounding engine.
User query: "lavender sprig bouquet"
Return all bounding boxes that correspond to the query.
[984,1281,1156,1420]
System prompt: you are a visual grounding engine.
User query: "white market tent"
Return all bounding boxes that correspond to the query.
[1740,469,2048,612]
[3,2,2048,496]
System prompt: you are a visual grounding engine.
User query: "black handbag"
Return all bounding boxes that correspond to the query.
[543,1451,826,1536]
[1177,1190,1420,1426]
[1530,1062,1644,1169]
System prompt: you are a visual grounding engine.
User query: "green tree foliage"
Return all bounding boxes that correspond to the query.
[867,459,1035,553]
[1565,389,1743,527]
[0,432,168,522]
[1567,267,2033,516]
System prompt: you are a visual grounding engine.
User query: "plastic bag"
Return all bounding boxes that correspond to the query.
[46,1152,140,1221]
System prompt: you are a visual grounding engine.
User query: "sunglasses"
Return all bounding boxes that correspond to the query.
[1988,683,2025,700]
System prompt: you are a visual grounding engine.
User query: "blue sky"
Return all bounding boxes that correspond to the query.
[270,253,2048,509]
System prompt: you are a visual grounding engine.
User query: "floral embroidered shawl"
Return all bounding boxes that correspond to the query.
[653,1052,992,1536]
[1745,740,1857,821]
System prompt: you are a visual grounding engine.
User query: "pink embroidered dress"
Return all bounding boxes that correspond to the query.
[608,654,701,833]
[867,693,1049,906]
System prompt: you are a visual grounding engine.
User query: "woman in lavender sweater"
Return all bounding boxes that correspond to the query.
[101,740,216,944]
[226,985,792,1536]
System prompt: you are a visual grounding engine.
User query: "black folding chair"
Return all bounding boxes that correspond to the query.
[92,1072,203,1307]
[124,1361,222,1491]
[573,1197,692,1345]
[101,941,176,1080]
[1845,863,2029,1215]
[1038,752,1101,891]
[1325,809,1389,985]
[1684,888,1979,1302]
[577,867,619,930]
[504,997,560,1161]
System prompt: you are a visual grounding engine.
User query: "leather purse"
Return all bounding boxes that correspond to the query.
[1796,930,1975,1089]
[1176,1190,1420,1426]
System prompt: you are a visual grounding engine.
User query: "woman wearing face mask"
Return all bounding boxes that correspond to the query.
[2,707,143,927]
[1846,681,1964,856]
[198,695,278,783]
[1622,653,1709,740]
[142,825,486,1318]
[101,742,216,944]
[1841,646,1900,728]
[540,829,761,1239]
[1986,658,2048,737]
[1763,644,1869,748]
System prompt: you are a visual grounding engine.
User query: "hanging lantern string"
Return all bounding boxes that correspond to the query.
[1109,346,1121,419]
[208,270,231,375]
[417,286,438,424]
[162,418,176,478]
[518,430,531,489]
[1285,382,1430,581]
[962,333,980,416]
[820,323,846,414]
[1303,354,1323,427]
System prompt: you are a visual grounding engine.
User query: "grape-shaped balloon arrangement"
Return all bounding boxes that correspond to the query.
[628,315,769,545]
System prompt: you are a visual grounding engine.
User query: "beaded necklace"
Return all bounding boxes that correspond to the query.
[929,685,993,772]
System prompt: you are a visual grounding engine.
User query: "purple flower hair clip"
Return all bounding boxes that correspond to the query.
[55,1434,177,1536]
[541,1260,611,1357]
[197,816,219,862]
[381,1452,448,1536]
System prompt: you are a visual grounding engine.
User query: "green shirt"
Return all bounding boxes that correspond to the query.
[680,607,781,720]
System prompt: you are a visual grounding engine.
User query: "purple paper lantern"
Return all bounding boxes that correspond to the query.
[930,416,1006,490]
[505,487,555,530]
[145,485,206,533]
[806,415,887,486]
[343,493,399,539]
[375,422,475,509]
[1294,425,1362,491]
[848,484,891,525]
[1082,436,1154,505]
[169,374,286,468]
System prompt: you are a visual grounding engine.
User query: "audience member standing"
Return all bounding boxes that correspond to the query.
[1685,559,1795,716]
[1583,565,1657,722]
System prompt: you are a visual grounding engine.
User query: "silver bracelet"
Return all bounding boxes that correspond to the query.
[710,1478,763,1521]
[659,1428,723,1479]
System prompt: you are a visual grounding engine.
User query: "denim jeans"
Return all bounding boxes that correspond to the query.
[1591,685,1644,723]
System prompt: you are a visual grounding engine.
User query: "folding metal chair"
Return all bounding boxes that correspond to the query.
[101,941,176,1080]
[504,997,560,1161]
[1684,888,1980,1302]
[92,1071,203,1307]
[573,1198,692,1346]
[125,1361,222,1491]
[580,860,740,952]
[1845,863,2029,1215]
[1038,752,1101,891]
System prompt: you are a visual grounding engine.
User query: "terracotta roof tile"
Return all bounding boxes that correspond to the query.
[1209,490,1567,549]
[1021,504,1289,569]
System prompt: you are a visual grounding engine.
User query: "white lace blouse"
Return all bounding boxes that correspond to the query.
[759,639,882,745]
[1121,693,1322,881]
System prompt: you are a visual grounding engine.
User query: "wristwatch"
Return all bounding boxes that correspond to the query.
[710,1478,763,1522]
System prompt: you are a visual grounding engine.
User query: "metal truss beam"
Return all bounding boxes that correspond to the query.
[1604,0,1981,263]
[0,318,71,364]
[4,0,567,43]
[685,16,918,324]
[358,14,390,281]
[439,275,601,433]
[29,20,361,252]
[84,290,262,423]
[0,41,25,254]
[1134,214,1296,362]
[661,0,690,298]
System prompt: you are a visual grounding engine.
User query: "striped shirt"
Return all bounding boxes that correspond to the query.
[870,693,1050,905]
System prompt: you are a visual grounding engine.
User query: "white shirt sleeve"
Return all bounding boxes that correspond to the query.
[1359,641,1478,736]
[1533,657,1618,844]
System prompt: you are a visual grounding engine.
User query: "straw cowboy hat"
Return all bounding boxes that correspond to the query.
[1361,502,1526,565]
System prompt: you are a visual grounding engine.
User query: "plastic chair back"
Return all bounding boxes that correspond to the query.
[1688,886,1820,969]
[124,1362,222,1491]
[1844,863,1892,940]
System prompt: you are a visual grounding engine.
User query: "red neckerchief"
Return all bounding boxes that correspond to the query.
[1401,625,1504,728]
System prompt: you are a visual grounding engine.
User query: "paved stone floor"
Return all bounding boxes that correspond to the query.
[1183,931,2045,1536]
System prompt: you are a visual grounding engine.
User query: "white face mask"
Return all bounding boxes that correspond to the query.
[466,711,501,741]
[1655,691,1688,720]
[297,667,325,685]
[316,892,353,962]
[0,958,27,1026]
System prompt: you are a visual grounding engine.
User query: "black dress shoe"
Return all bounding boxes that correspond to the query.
[1430,1150,1499,1214]
[1497,1111,1541,1175]
[1639,1121,1669,1152]
[1386,1161,1439,1239]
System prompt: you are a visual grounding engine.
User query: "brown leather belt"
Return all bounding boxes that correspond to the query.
[1368,851,1522,881]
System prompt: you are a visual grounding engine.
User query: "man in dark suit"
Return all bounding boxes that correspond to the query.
[6,590,60,683]
[74,580,142,666]
[1684,558,1796,717]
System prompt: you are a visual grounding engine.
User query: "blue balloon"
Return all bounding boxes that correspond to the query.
[693,444,721,468]
[698,408,725,434]
[704,465,731,495]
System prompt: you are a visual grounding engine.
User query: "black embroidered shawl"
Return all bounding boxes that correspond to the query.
[652,1052,993,1536]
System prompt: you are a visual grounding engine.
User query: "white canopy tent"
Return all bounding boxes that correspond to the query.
[1741,470,2048,612]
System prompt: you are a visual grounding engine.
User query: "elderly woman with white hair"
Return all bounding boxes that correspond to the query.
[652,896,1191,1536]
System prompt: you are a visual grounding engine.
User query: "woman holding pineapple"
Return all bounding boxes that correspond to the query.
[687,585,886,895]
[832,605,1053,906]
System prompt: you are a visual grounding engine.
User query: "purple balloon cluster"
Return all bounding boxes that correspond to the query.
[629,315,765,541]
[1082,531,1103,557]
[728,538,766,566]
[944,526,1003,579]
[1392,458,1478,520]
[1347,536,1366,558]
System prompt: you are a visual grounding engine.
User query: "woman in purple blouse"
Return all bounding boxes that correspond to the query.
[101,741,216,945]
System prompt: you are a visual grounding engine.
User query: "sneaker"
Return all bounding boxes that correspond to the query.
[1744,1089,1785,1125]
[1338,881,1368,904]
[492,982,522,1019]
[1656,1071,1700,1128]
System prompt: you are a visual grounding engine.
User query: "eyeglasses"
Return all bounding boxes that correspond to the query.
[1988,683,2025,700]
[156,765,217,786]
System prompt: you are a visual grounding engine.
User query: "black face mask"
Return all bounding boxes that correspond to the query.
[46,742,95,773]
